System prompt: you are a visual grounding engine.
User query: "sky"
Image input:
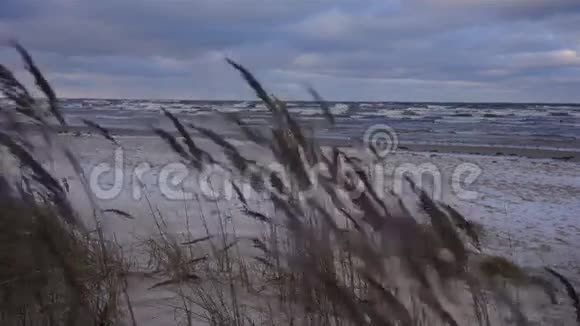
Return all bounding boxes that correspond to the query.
[1,0,580,102]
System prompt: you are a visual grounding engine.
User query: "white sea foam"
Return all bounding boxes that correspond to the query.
[427,105,449,110]
[233,102,251,108]
[329,103,350,115]
[288,108,320,116]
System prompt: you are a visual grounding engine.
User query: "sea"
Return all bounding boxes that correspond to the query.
[6,99,580,151]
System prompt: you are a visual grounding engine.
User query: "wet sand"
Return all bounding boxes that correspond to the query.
[396,142,580,162]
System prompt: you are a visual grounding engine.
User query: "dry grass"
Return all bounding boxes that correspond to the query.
[0,44,578,325]
[0,200,126,325]
[142,58,580,325]
[0,44,128,325]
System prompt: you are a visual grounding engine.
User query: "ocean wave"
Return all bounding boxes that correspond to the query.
[549,112,570,117]
[453,112,473,117]
[329,103,350,115]
[288,108,320,116]
[427,105,450,110]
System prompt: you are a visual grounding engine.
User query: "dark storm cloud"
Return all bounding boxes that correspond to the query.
[1,0,579,101]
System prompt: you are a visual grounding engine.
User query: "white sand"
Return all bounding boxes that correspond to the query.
[46,133,580,278]
[35,133,580,325]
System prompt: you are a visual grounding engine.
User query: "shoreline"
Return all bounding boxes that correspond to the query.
[1,121,576,161]
[394,142,580,162]
[55,125,580,162]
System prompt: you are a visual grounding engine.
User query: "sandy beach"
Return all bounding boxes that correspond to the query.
[37,131,576,325]
[41,132,578,280]
[0,125,576,325]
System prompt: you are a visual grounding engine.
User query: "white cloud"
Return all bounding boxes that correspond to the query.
[292,53,323,67]
[291,9,353,40]
[510,49,580,68]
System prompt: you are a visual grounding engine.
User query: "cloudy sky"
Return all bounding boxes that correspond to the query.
[1,0,580,102]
